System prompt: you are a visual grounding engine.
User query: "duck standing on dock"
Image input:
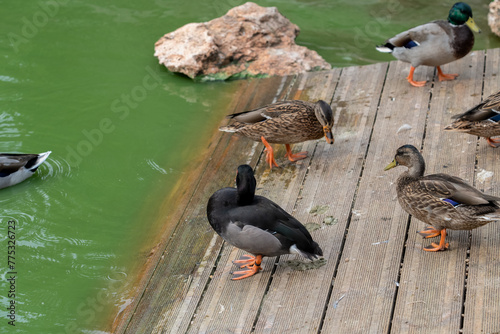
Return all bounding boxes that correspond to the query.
[0,151,51,189]
[219,100,334,169]
[444,90,500,147]
[207,164,323,280]
[376,2,480,87]
[384,145,500,251]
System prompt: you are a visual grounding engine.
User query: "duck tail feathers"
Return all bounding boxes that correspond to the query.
[28,151,51,171]
[376,44,394,53]
[290,242,323,260]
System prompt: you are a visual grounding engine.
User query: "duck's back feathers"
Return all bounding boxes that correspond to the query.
[382,20,471,67]
[419,174,500,205]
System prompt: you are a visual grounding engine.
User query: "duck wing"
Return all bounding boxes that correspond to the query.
[420,174,500,205]
[385,21,445,48]
[226,197,321,258]
[0,154,40,176]
[227,100,312,124]
[452,91,500,122]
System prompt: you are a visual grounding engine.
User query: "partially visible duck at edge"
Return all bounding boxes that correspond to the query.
[445,90,500,147]
[0,151,51,189]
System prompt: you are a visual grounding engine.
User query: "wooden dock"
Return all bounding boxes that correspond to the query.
[114,48,500,333]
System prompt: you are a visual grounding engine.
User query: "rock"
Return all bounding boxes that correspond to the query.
[489,0,500,37]
[154,2,331,81]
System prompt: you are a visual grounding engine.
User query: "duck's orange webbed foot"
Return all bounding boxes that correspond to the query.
[422,229,449,252]
[437,66,458,81]
[285,144,308,162]
[417,226,441,239]
[260,136,279,169]
[486,137,500,148]
[231,254,262,280]
[407,66,426,87]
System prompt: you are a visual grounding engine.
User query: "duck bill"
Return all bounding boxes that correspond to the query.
[466,17,481,33]
[384,159,397,171]
[323,126,334,144]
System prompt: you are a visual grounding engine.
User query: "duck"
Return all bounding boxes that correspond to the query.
[0,151,51,189]
[384,145,500,251]
[376,2,480,87]
[207,164,323,280]
[219,100,334,169]
[444,90,500,147]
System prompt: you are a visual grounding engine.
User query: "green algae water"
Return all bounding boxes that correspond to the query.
[1,0,498,333]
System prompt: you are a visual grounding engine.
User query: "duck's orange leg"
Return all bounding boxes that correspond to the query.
[407,66,426,87]
[417,226,441,239]
[437,66,458,81]
[486,137,500,148]
[232,254,263,280]
[260,136,279,169]
[423,229,449,252]
[284,144,308,162]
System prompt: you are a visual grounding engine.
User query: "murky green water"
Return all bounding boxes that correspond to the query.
[1,0,498,333]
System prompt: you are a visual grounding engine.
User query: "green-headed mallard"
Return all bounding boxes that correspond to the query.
[376,2,480,87]
[444,90,500,147]
[0,151,51,189]
[384,145,500,251]
[207,164,323,280]
[219,100,334,169]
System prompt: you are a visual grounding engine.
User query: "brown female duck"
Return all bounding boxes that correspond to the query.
[384,145,500,251]
[444,90,500,147]
[219,100,334,169]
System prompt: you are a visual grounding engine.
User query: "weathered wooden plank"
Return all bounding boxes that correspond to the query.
[186,69,341,334]
[321,59,434,333]
[463,48,500,334]
[391,51,484,333]
[252,63,388,333]
[122,75,294,334]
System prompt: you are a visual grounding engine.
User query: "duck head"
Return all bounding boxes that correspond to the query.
[314,100,335,145]
[448,2,480,33]
[384,145,426,177]
[236,164,257,205]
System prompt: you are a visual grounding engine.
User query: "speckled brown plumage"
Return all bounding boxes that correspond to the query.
[385,145,500,251]
[445,90,500,147]
[219,100,334,168]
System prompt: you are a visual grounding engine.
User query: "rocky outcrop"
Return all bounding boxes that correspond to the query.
[489,0,500,37]
[154,2,331,81]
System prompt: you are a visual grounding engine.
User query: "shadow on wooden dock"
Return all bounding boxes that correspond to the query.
[115,49,500,333]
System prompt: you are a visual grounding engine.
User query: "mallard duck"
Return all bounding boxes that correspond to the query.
[207,164,323,280]
[384,145,500,251]
[444,90,500,147]
[0,151,51,189]
[219,100,334,169]
[376,2,480,87]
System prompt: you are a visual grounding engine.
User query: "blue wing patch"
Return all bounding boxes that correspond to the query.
[404,41,419,49]
[442,198,460,207]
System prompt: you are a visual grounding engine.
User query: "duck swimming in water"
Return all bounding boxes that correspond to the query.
[376,2,480,87]
[385,145,500,251]
[219,100,334,169]
[0,151,51,189]
[207,164,323,280]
